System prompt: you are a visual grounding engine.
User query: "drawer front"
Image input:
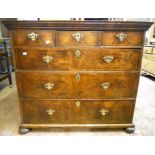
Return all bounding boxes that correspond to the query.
[17,72,78,99]
[15,48,72,70]
[78,72,139,99]
[22,100,134,124]
[17,72,139,99]
[57,31,99,46]
[101,31,144,46]
[72,48,141,71]
[143,54,155,61]
[143,47,152,54]
[152,48,155,54]
[11,30,55,46]
[15,48,141,71]
[22,100,67,124]
[142,58,155,74]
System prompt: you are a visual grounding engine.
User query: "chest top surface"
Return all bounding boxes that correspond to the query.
[3,20,153,31]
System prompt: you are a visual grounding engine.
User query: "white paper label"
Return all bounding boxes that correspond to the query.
[22,52,27,55]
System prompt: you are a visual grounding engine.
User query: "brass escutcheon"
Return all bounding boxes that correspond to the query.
[75,50,81,58]
[75,73,81,81]
[101,82,110,89]
[46,109,56,116]
[27,32,38,41]
[99,109,109,116]
[103,56,114,63]
[72,32,84,42]
[43,83,54,90]
[42,55,53,64]
[116,33,127,42]
[75,101,81,107]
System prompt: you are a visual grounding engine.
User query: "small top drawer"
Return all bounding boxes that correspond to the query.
[57,31,100,46]
[143,47,153,54]
[101,31,144,46]
[11,30,55,46]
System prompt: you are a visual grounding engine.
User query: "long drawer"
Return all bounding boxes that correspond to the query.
[17,72,139,99]
[15,48,141,71]
[21,100,134,124]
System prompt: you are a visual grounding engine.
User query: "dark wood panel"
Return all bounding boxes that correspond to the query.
[17,72,139,99]
[21,100,134,124]
[22,100,67,124]
[17,72,78,99]
[57,31,99,46]
[11,30,55,46]
[15,48,72,70]
[15,48,141,71]
[78,72,139,99]
[101,31,144,46]
[72,48,141,71]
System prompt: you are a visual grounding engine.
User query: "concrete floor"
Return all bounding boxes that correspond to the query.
[0,74,155,136]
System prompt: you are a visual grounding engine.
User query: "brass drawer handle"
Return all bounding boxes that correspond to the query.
[116,33,127,42]
[46,109,56,116]
[42,55,53,64]
[72,32,84,42]
[75,50,81,58]
[27,32,38,41]
[101,82,110,89]
[75,73,80,81]
[43,83,54,90]
[99,109,109,116]
[103,56,114,63]
[75,101,81,107]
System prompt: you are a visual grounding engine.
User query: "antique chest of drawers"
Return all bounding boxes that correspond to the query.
[3,20,152,134]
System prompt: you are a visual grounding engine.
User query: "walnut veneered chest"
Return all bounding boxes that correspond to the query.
[3,20,152,134]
